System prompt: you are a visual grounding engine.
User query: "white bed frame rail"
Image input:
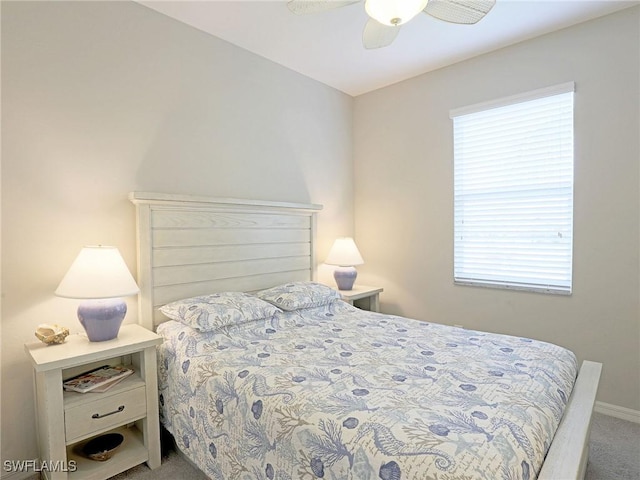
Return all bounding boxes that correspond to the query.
[538,360,602,480]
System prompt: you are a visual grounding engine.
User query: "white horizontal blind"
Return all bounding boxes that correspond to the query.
[452,86,574,294]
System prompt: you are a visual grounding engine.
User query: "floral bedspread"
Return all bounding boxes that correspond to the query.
[157,301,577,480]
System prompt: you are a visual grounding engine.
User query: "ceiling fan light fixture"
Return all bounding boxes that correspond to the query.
[365,0,429,26]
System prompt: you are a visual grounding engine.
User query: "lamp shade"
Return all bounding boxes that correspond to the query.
[325,237,364,267]
[55,246,139,299]
[325,238,364,291]
[365,0,429,26]
[56,246,139,342]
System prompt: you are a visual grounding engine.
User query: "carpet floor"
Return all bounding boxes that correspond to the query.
[585,413,640,480]
[106,412,639,480]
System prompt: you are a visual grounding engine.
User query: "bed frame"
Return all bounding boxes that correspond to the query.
[129,191,602,480]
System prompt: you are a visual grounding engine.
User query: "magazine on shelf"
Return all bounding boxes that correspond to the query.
[88,373,132,393]
[63,365,134,393]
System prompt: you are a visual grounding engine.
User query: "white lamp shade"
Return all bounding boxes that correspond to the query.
[55,246,140,299]
[365,0,429,26]
[325,237,364,267]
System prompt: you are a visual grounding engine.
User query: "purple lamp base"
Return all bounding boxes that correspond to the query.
[78,298,126,342]
[334,266,357,291]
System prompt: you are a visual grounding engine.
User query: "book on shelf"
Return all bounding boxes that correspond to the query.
[88,373,131,393]
[63,365,134,393]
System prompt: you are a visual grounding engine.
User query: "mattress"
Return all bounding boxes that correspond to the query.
[157,300,577,480]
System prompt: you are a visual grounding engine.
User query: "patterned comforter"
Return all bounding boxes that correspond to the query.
[157,301,577,480]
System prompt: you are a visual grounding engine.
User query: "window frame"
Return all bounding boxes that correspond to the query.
[450,82,575,295]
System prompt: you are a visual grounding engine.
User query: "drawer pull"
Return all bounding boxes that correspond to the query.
[92,405,125,419]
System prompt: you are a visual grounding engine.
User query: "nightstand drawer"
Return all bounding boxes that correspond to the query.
[65,386,146,443]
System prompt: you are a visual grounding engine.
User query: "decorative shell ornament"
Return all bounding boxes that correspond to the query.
[35,324,70,345]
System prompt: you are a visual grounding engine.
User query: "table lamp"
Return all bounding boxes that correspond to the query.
[325,237,364,291]
[55,246,140,342]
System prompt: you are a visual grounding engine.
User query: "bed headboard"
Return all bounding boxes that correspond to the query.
[129,192,323,330]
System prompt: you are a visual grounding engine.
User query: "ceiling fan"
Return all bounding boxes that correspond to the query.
[287,0,495,49]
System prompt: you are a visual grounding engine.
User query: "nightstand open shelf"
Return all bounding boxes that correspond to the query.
[25,324,162,480]
[63,373,146,411]
[339,285,383,312]
[66,425,146,480]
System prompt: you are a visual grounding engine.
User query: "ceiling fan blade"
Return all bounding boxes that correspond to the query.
[287,0,360,15]
[362,18,401,49]
[423,0,495,24]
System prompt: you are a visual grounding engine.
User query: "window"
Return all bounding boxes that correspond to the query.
[451,83,574,294]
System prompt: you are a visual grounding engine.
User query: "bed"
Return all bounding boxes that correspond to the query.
[129,191,602,480]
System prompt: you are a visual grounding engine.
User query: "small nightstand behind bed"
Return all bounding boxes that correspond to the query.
[338,284,383,312]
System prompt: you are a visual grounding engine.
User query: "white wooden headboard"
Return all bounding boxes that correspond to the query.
[129,192,323,330]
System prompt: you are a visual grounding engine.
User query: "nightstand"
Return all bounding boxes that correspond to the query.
[24,324,163,480]
[339,285,383,312]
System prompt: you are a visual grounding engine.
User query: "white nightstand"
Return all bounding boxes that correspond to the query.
[339,285,383,312]
[24,324,163,480]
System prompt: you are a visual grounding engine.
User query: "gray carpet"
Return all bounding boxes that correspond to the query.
[585,413,640,480]
[40,412,639,479]
[109,449,207,480]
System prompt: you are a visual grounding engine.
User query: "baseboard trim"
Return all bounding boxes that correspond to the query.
[595,401,640,423]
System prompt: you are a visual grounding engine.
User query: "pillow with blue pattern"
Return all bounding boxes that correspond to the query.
[159,292,281,332]
[256,281,340,311]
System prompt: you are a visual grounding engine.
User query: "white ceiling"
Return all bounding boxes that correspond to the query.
[138,0,637,96]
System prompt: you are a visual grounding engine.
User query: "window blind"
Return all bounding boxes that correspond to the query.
[451,84,574,294]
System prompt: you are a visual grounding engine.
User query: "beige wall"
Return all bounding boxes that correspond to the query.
[354,7,640,412]
[1,1,353,466]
